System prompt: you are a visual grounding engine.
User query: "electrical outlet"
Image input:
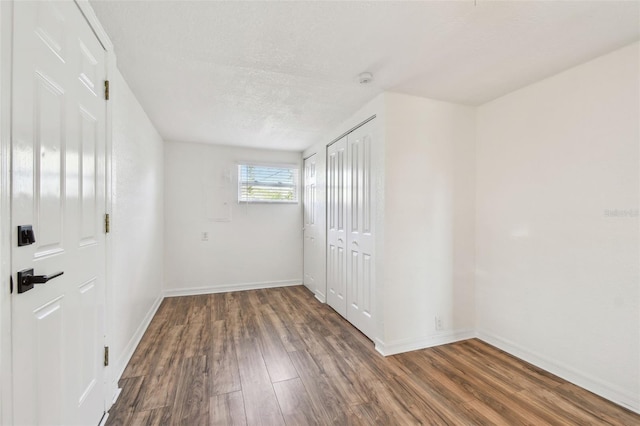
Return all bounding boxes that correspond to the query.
[435,316,443,331]
[201,232,209,241]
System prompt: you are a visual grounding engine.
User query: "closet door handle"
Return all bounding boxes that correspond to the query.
[351,241,359,246]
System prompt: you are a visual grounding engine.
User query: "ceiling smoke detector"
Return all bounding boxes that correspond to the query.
[358,72,373,85]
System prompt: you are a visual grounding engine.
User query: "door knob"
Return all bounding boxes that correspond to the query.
[17,268,64,294]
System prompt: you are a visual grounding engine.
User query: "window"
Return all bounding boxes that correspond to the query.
[237,163,299,203]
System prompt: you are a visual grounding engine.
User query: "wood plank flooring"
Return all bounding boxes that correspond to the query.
[106,285,640,425]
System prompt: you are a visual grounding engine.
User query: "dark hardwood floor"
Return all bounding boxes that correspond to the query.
[106,285,640,425]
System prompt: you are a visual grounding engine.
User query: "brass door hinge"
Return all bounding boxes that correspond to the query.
[104,346,109,367]
[104,80,110,100]
[105,213,110,234]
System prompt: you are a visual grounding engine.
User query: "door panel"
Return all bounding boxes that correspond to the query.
[12,1,107,425]
[326,137,347,317]
[35,73,65,255]
[346,123,375,338]
[80,107,98,245]
[33,296,65,425]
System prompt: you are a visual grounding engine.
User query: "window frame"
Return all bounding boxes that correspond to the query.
[236,161,300,204]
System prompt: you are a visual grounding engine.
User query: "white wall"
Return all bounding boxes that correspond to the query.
[164,142,303,294]
[109,68,164,393]
[476,42,639,412]
[377,92,476,354]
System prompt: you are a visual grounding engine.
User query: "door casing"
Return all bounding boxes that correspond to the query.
[0,2,13,423]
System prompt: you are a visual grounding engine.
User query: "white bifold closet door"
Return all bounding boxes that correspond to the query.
[327,138,347,317]
[327,119,375,339]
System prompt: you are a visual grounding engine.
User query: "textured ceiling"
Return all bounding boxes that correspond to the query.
[90,1,640,151]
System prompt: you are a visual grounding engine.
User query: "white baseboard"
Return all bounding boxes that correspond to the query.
[98,413,109,426]
[110,294,163,402]
[314,290,326,303]
[163,279,301,297]
[111,387,122,405]
[374,328,476,356]
[477,330,640,414]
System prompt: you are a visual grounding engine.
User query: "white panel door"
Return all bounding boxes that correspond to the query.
[326,137,347,317]
[11,1,107,425]
[346,121,375,339]
[303,154,319,294]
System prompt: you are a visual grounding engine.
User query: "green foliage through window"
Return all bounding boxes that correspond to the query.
[238,164,298,203]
